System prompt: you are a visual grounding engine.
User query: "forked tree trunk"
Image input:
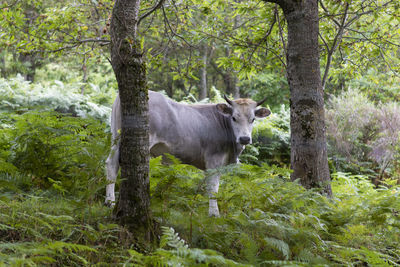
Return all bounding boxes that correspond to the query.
[266,0,332,195]
[109,0,153,239]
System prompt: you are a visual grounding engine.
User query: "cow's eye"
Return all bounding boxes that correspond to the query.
[232,117,237,122]
[251,118,255,123]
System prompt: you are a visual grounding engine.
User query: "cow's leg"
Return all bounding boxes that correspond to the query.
[105,144,119,206]
[205,156,226,217]
[207,172,220,217]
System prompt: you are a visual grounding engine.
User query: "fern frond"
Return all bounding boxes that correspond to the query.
[160,226,188,250]
[264,237,290,260]
[260,259,307,266]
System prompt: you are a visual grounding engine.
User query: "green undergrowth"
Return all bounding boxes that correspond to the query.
[0,75,112,122]
[1,157,399,266]
[150,159,400,266]
[0,111,110,197]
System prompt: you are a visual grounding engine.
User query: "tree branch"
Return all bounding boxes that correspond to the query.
[33,38,110,54]
[275,4,286,65]
[161,5,193,48]
[321,2,349,90]
[247,7,277,63]
[138,0,165,26]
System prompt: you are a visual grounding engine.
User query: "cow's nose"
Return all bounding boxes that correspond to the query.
[239,136,251,145]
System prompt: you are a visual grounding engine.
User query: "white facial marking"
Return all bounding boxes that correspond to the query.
[219,97,270,146]
[230,105,256,145]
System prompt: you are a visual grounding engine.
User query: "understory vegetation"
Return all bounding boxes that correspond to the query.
[0,77,399,266]
[1,156,399,266]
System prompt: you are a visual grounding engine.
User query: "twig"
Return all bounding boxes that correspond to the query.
[321,2,349,90]
[161,5,193,48]
[138,0,165,26]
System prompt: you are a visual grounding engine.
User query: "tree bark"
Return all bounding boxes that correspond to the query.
[266,0,332,195]
[109,0,153,239]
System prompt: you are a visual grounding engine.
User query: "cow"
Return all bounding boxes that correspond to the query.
[106,91,270,216]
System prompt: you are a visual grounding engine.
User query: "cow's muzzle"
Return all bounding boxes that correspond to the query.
[239,136,251,145]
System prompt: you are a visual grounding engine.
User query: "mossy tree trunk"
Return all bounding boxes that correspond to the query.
[109,0,153,239]
[265,0,332,196]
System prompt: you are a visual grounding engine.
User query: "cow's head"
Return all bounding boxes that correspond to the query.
[216,95,271,146]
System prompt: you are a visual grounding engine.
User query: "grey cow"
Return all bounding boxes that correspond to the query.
[106,91,270,216]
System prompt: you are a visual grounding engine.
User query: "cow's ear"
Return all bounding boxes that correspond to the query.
[255,107,271,118]
[216,103,233,116]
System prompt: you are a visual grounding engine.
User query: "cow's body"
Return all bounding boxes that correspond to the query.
[106,91,270,216]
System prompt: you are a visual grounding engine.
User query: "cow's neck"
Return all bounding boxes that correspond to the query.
[218,111,244,164]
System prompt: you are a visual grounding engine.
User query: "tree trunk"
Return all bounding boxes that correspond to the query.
[166,72,174,97]
[199,43,208,100]
[232,2,241,99]
[232,74,240,99]
[0,52,6,78]
[223,47,240,98]
[267,0,332,195]
[109,0,153,239]
[19,52,39,82]
[81,57,88,95]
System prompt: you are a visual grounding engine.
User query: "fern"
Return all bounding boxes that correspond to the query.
[0,75,112,122]
[153,226,249,266]
[260,260,308,266]
[160,226,188,250]
[264,237,290,260]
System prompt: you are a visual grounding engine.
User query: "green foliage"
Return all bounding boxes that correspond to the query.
[1,0,399,265]
[0,111,110,196]
[0,188,245,266]
[347,68,400,103]
[1,148,399,266]
[146,226,248,266]
[240,71,289,111]
[320,0,400,97]
[0,0,112,55]
[0,189,158,266]
[149,159,400,266]
[0,75,112,122]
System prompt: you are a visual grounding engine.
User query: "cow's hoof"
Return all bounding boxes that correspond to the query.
[209,212,220,217]
[104,199,115,208]
[208,208,220,217]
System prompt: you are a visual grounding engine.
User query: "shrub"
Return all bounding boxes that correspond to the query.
[0,75,112,122]
[326,87,400,182]
[0,111,110,196]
